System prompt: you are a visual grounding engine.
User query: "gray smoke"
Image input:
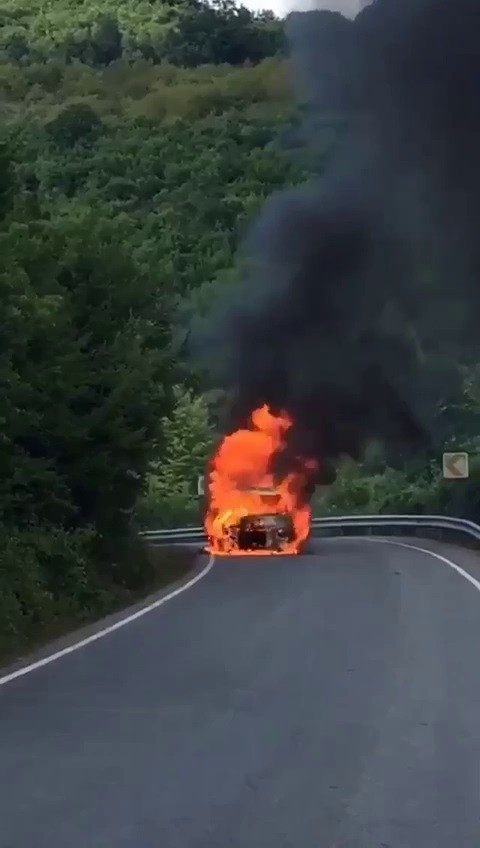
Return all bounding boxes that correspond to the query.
[198,0,480,476]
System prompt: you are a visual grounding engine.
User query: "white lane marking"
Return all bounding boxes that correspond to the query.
[365,537,480,593]
[0,555,215,689]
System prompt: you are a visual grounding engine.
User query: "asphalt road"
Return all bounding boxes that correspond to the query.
[1,537,479,848]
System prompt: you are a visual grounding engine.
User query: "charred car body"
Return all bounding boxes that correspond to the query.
[208,487,302,554]
[237,512,295,551]
[212,511,296,553]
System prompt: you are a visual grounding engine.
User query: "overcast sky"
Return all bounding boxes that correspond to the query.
[244,0,367,18]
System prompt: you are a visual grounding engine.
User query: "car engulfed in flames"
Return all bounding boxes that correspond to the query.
[204,405,316,556]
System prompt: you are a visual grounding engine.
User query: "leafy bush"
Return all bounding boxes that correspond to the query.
[137,486,203,530]
[137,386,214,528]
[315,459,445,518]
[0,526,103,656]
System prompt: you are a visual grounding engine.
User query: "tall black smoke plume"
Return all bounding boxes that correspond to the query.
[198,0,480,476]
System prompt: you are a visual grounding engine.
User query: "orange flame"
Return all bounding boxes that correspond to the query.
[204,405,314,556]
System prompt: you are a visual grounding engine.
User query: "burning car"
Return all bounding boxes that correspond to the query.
[213,512,295,554]
[208,487,297,554]
[204,406,315,556]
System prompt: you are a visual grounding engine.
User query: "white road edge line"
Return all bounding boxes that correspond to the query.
[364,537,480,593]
[0,554,215,689]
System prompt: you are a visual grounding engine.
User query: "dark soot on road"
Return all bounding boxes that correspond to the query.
[199,0,480,477]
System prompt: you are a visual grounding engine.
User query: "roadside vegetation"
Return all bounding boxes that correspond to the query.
[1,0,479,661]
[314,369,480,522]
[0,0,300,659]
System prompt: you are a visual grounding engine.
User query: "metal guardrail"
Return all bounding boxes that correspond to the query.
[141,515,480,545]
[142,527,205,542]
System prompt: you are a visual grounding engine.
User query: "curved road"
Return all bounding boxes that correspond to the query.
[1,538,479,847]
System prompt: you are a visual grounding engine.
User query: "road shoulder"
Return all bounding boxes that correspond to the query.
[0,546,210,682]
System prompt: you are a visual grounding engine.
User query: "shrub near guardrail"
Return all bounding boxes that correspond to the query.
[0,526,107,658]
[0,525,200,664]
[136,490,203,530]
[314,456,480,526]
[314,462,442,518]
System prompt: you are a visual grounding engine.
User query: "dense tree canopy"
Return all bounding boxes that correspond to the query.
[0,0,285,67]
[0,1,303,657]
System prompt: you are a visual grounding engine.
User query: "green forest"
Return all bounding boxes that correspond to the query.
[0,0,303,658]
[1,0,480,660]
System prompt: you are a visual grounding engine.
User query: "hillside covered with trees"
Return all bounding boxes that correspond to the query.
[0,0,308,658]
[0,0,284,66]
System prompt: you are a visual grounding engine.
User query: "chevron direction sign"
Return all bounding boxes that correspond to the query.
[442,452,469,480]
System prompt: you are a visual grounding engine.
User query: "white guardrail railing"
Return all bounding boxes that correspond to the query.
[141,515,480,545]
